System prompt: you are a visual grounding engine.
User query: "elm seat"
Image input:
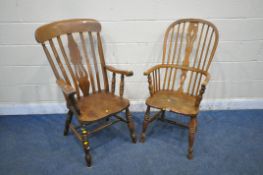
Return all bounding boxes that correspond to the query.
[146,90,198,116]
[78,92,129,122]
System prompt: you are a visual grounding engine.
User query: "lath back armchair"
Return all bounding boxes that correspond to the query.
[140,19,219,159]
[35,19,136,167]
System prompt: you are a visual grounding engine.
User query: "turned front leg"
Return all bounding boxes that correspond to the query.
[81,128,92,167]
[140,106,151,143]
[188,117,197,159]
[125,108,137,143]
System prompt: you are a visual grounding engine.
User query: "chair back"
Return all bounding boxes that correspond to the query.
[35,19,109,99]
[161,19,219,95]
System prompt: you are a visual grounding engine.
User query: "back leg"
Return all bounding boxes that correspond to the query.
[140,106,151,143]
[125,108,137,143]
[64,110,73,136]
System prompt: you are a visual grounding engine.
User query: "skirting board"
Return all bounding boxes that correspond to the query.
[0,99,263,115]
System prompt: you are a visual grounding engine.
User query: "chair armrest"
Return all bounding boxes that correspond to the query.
[56,79,76,97]
[143,64,201,75]
[144,65,160,76]
[201,72,211,87]
[106,65,133,76]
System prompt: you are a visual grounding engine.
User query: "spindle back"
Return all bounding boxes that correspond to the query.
[35,19,109,99]
[160,18,219,96]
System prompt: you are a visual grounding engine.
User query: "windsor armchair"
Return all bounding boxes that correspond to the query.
[35,19,136,167]
[140,19,219,159]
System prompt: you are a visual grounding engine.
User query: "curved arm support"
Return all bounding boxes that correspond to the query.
[144,64,207,76]
[105,65,133,97]
[195,73,211,107]
[56,79,80,115]
[144,64,209,96]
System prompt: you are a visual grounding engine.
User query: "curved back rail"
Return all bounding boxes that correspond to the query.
[35,19,109,99]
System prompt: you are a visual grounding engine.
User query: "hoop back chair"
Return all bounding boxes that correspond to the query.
[140,19,219,159]
[35,19,136,167]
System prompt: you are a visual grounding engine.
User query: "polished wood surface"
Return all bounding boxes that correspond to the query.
[35,19,136,167]
[146,90,198,116]
[77,92,129,122]
[140,18,219,160]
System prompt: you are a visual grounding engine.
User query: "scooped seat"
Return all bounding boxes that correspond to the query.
[78,92,129,122]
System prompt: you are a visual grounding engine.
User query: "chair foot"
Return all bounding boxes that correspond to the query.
[125,108,137,143]
[64,110,73,136]
[140,106,151,143]
[85,152,92,167]
[187,151,193,160]
[140,133,146,143]
[131,134,137,143]
[188,117,197,160]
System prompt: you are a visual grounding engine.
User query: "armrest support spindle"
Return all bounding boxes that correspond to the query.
[148,74,154,96]
[111,72,116,94]
[120,74,125,97]
[106,65,133,97]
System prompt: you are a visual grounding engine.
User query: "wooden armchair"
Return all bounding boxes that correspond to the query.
[140,19,219,159]
[35,19,136,167]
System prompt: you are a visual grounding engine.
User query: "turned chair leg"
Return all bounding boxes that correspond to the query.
[81,128,92,167]
[140,106,151,143]
[160,110,165,121]
[188,117,197,160]
[64,110,73,136]
[125,108,137,143]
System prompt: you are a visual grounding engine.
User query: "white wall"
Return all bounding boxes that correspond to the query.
[0,0,263,114]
